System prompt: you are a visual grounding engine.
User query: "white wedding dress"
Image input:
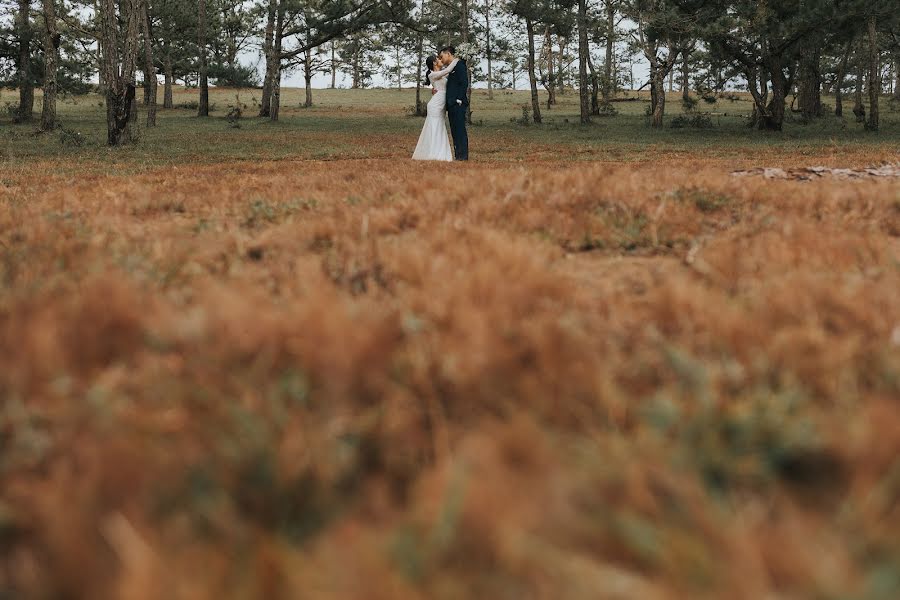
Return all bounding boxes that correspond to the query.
[413,59,459,162]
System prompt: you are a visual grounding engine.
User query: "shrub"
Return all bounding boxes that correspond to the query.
[58,127,85,147]
[671,113,714,129]
[226,95,245,128]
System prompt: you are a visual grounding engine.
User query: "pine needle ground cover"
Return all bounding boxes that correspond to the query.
[2,89,900,599]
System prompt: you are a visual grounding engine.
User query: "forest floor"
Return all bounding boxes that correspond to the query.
[1,88,900,599]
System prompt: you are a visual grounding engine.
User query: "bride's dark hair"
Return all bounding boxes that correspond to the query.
[424,55,437,86]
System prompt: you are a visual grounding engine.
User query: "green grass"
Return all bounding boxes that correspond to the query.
[2,86,899,173]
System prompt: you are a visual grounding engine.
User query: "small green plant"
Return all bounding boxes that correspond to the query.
[516,104,531,126]
[597,101,618,117]
[671,113,714,129]
[58,127,85,147]
[682,95,699,112]
[226,95,245,128]
[673,188,733,213]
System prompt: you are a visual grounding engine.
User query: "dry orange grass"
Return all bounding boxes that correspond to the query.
[1,154,900,599]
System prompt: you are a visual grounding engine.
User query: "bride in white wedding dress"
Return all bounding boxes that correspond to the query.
[412,56,459,162]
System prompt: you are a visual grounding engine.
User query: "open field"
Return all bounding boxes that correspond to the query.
[2,88,900,599]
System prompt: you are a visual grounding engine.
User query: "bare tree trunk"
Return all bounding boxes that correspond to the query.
[650,62,666,127]
[330,41,337,88]
[526,17,542,124]
[834,41,851,117]
[577,0,590,124]
[893,59,900,101]
[485,0,493,100]
[141,0,157,126]
[269,0,284,121]
[16,0,34,122]
[545,28,556,108]
[865,17,879,132]
[40,0,59,131]
[100,0,141,145]
[259,0,276,116]
[197,0,209,116]
[588,49,599,115]
[853,47,866,123]
[681,51,690,103]
[797,43,822,120]
[602,0,614,104]
[762,64,787,131]
[304,47,313,107]
[163,55,174,108]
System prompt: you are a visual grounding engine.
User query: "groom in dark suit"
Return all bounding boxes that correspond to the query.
[439,46,469,161]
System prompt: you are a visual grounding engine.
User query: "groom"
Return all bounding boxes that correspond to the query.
[439,46,469,161]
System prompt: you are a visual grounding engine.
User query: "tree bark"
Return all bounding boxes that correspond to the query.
[141,0,157,126]
[259,0,276,116]
[197,0,209,117]
[544,28,556,108]
[761,65,787,131]
[330,41,337,88]
[853,46,866,123]
[865,17,879,132]
[681,50,690,103]
[100,0,141,145]
[797,43,822,120]
[834,41,851,117]
[269,0,284,121]
[304,47,313,107]
[163,56,174,108]
[602,0,614,104]
[485,0,493,100]
[650,63,666,127]
[40,0,59,131]
[587,49,599,115]
[16,0,34,122]
[526,17,542,124]
[577,0,590,124]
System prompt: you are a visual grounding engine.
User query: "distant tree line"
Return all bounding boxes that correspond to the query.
[1,0,898,144]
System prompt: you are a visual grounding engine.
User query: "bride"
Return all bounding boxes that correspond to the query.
[412,55,460,162]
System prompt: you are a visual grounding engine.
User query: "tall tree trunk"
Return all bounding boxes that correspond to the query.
[16,0,34,122]
[681,51,690,103]
[865,17,879,132]
[415,33,423,115]
[557,36,566,94]
[461,0,472,123]
[602,0,614,104]
[545,28,556,108]
[834,41,851,117]
[141,0,157,126]
[853,48,866,123]
[797,44,822,120]
[762,65,787,131]
[485,0,493,100]
[577,0,590,124]
[100,0,141,145]
[259,0,276,116]
[304,47,313,107]
[40,0,59,131]
[588,51,600,115]
[197,0,209,116]
[526,17,542,124]
[330,41,337,88]
[268,0,284,121]
[163,55,174,108]
[650,62,666,128]
[893,59,900,101]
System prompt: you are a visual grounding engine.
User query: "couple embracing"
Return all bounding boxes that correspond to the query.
[412,46,469,162]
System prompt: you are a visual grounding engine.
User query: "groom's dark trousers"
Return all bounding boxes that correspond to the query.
[445,58,470,161]
[448,104,469,161]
